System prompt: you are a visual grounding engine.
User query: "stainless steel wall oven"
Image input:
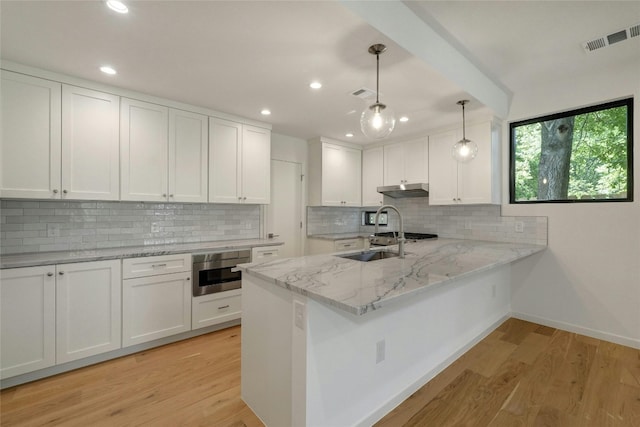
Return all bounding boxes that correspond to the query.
[192,250,251,297]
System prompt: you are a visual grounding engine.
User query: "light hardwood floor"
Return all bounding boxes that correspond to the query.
[1,319,638,426]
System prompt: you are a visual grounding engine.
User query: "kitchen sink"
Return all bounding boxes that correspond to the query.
[336,250,401,262]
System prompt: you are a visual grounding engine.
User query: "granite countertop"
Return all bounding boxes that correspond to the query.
[239,238,545,316]
[0,239,283,269]
[307,233,370,240]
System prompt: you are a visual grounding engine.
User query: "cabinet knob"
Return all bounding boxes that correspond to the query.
[58,271,64,276]
[53,189,59,194]
[186,277,190,281]
[162,193,167,198]
[238,197,242,200]
[243,197,247,201]
[169,194,174,198]
[63,189,68,194]
[47,272,54,277]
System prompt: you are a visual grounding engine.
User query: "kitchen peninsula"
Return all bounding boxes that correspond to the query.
[239,238,545,427]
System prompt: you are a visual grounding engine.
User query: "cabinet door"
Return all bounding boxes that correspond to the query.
[0,266,56,379]
[169,109,208,203]
[122,272,192,347]
[342,145,362,206]
[241,125,271,204]
[428,130,459,205]
[403,139,429,184]
[383,143,404,185]
[120,98,169,201]
[62,85,119,200]
[362,147,384,206]
[56,260,122,364]
[321,143,347,206]
[1,71,61,199]
[209,118,241,203]
[457,121,493,204]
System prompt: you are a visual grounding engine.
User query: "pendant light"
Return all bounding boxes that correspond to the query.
[361,44,396,139]
[452,100,478,163]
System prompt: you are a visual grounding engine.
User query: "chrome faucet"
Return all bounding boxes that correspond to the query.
[374,204,405,259]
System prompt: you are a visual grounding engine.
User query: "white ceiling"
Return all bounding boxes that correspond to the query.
[1,1,639,145]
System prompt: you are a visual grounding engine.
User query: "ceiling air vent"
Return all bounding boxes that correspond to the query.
[583,22,640,53]
[350,87,377,100]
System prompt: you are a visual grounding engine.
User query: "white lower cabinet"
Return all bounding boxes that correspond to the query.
[307,237,366,255]
[0,266,56,379]
[122,255,192,347]
[1,260,121,379]
[192,288,242,330]
[56,260,121,364]
[251,246,281,262]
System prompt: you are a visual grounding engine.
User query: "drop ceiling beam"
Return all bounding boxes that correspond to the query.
[340,0,512,118]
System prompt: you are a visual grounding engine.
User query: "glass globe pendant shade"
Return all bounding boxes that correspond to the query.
[451,138,478,163]
[361,103,396,139]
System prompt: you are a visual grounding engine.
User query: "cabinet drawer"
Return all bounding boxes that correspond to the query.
[335,239,363,251]
[251,246,280,261]
[192,289,242,329]
[122,253,191,279]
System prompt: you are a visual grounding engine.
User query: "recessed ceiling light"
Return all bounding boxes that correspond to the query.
[399,116,409,122]
[345,133,354,138]
[261,109,271,116]
[100,66,117,75]
[310,81,322,89]
[106,0,128,14]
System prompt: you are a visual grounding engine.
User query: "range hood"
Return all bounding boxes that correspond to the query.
[377,183,429,198]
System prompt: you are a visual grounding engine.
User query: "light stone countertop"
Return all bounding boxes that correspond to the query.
[0,239,283,269]
[307,233,370,240]
[239,238,545,316]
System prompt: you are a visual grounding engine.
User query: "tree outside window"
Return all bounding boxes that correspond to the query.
[510,98,633,203]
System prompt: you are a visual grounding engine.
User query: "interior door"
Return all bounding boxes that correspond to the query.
[267,160,302,258]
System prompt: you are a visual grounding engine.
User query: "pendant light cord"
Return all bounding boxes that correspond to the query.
[462,101,466,140]
[375,52,380,105]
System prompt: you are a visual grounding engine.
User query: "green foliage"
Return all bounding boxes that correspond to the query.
[513,105,629,201]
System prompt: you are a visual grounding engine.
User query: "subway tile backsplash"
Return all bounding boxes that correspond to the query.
[0,199,260,254]
[308,198,547,246]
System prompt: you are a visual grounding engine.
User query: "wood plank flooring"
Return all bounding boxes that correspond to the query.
[1,318,638,426]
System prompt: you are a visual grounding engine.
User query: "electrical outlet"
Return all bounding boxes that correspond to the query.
[294,301,306,331]
[515,221,524,233]
[376,339,385,364]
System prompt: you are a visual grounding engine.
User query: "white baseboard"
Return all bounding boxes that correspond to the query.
[510,311,640,350]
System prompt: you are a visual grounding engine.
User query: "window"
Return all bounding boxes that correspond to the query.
[510,98,633,203]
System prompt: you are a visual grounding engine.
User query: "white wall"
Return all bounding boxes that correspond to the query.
[503,62,640,348]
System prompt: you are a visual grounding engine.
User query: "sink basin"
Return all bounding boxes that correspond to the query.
[336,250,401,262]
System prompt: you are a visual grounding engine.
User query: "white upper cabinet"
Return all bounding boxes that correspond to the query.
[428,120,501,205]
[120,98,169,201]
[241,125,271,204]
[383,138,429,185]
[121,99,208,202]
[1,71,62,199]
[362,147,384,206]
[1,72,120,200]
[308,138,362,207]
[209,118,271,204]
[62,85,120,200]
[169,108,208,203]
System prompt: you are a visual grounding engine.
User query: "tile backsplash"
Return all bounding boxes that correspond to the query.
[0,199,260,254]
[308,198,547,246]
